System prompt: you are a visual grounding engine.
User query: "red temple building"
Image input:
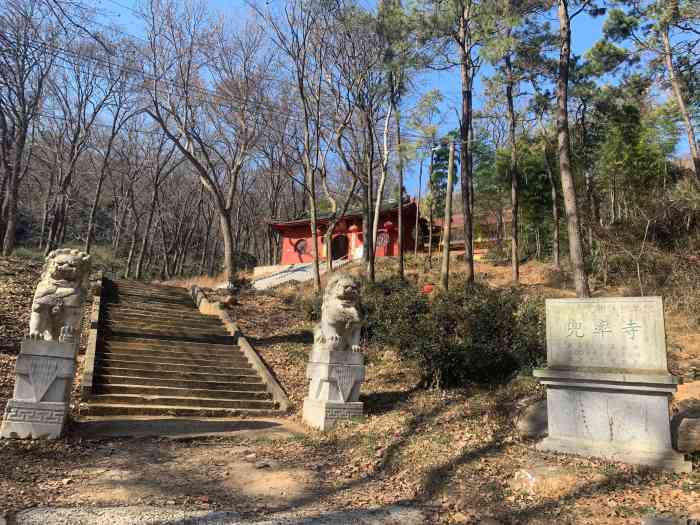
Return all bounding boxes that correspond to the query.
[270,199,420,265]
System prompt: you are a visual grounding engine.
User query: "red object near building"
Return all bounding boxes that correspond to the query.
[270,200,420,265]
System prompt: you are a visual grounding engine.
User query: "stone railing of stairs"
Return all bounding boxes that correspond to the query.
[80,277,289,417]
[190,286,290,412]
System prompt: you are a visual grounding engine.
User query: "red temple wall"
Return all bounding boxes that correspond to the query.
[276,207,418,266]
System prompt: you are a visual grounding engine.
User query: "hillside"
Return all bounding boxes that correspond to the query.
[1,254,699,523]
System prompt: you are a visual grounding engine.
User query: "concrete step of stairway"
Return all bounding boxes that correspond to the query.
[106,312,223,327]
[106,302,203,314]
[95,364,259,382]
[101,351,250,368]
[102,328,236,345]
[111,282,192,296]
[95,383,271,400]
[87,393,275,410]
[103,321,230,336]
[102,343,241,358]
[97,357,255,374]
[97,374,266,389]
[81,403,279,417]
[101,346,248,363]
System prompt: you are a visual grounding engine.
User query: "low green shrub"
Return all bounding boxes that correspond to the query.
[361,276,430,350]
[361,278,546,387]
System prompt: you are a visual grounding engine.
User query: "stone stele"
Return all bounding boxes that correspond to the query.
[533,297,691,473]
[1,334,78,439]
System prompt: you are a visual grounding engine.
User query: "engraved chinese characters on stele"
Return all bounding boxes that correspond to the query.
[546,297,667,371]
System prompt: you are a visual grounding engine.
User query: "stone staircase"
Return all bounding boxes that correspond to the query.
[82,279,279,417]
[251,257,350,291]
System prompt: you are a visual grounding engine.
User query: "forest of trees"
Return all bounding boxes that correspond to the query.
[0,0,698,295]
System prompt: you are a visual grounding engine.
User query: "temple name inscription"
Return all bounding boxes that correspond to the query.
[546,298,667,371]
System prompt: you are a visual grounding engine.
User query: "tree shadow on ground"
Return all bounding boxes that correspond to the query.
[248,330,314,348]
[361,386,421,416]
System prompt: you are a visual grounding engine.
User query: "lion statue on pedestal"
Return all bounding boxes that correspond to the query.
[29,249,91,341]
[315,273,362,353]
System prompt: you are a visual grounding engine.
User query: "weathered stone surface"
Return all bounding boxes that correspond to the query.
[534,297,691,473]
[516,400,547,439]
[303,398,364,431]
[29,248,91,341]
[1,337,78,439]
[306,349,365,403]
[640,517,694,525]
[302,274,365,431]
[314,274,361,353]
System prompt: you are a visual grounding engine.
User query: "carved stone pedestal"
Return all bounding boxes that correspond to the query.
[1,337,78,439]
[302,349,365,431]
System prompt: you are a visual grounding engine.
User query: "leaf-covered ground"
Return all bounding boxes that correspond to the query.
[0,256,699,523]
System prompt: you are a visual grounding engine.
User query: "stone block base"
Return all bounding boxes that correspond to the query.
[0,400,69,440]
[537,436,691,474]
[302,398,363,431]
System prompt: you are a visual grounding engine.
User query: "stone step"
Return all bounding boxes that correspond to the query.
[102,334,237,350]
[100,350,249,368]
[106,300,200,313]
[112,279,186,290]
[112,282,190,293]
[99,342,245,360]
[96,365,259,382]
[96,374,265,390]
[81,402,279,418]
[106,312,222,326]
[94,383,271,400]
[99,339,240,359]
[102,329,236,345]
[97,357,254,374]
[108,294,196,307]
[103,321,229,336]
[107,304,215,315]
[87,393,276,410]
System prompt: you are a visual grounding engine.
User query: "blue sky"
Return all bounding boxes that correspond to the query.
[94,1,682,197]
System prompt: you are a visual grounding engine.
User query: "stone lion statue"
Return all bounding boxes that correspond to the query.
[315,273,362,353]
[29,249,91,341]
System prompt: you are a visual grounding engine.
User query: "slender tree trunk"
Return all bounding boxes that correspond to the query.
[85,172,106,254]
[661,27,700,182]
[395,110,404,279]
[199,219,211,275]
[414,158,423,258]
[136,190,157,280]
[557,0,590,297]
[307,186,321,292]
[39,177,54,250]
[505,52,519,284]
[440,142,456,291]
[58,196,69,245]
[2,175,18,256]
[458,16,475,283]
[124,221,139,279]
[208,238,221,276]
[372,107,393,249]
[428,206,434,268]
[543,145,560,270]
